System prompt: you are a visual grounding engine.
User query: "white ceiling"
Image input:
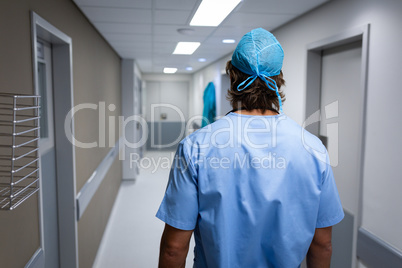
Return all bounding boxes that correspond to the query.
[73,0,330,74]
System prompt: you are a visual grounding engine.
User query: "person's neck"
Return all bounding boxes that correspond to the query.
[234,109,278,116]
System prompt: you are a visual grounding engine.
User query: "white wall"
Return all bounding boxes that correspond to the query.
[144,81,189,121]
[142,73,192,119]
[271,0,402,252]
[190,0,402,258]
[134,61,142,80]
[142,73,191,82]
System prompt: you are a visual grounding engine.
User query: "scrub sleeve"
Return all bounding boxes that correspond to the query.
[156,143,198,231]
[316,154,345,228]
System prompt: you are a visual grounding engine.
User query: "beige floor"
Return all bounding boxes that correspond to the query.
[93,150,195,268]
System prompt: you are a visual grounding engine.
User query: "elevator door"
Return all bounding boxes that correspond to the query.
[320,41,363,268]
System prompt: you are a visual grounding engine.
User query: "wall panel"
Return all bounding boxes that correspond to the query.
[0,0,122,266]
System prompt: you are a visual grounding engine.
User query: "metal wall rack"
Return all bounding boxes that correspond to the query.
[0,93,40,210]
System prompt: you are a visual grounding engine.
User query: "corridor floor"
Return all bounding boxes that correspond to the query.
[93,150,195,268]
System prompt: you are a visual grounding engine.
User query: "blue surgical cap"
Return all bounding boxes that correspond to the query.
[231,28,284,112]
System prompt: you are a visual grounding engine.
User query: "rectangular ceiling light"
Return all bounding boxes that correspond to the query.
[163,68,178,74]
[190,0,242,27]
[173,42,201,55]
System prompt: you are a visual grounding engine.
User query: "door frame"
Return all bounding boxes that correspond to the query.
[305,24,370,267]
[28,11,78,268]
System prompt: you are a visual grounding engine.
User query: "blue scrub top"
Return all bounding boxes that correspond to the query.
[201,82,216,127]
[156,112,344,268]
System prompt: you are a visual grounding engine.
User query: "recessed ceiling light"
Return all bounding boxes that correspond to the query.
[222,39,236,44]
[198,58,206,62]
[186,66,193,71]
[163,68,178,74]
[173,42,201,55]
[190,0,242,27]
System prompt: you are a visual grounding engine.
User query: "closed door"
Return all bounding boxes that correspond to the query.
[145,81,189,149]
[37,40,59,267]
[320,41,363,268]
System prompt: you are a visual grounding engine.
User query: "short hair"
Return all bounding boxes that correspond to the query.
[226,60,286,113]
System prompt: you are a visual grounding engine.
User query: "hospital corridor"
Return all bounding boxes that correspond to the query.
[0,0,402,267]
[92,151,196,268]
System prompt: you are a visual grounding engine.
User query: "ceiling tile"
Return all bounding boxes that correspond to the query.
[153,34,203,43]
[222,12,295,28]
[153,25,215,37]
[194,47,232,60]
[75,0,331,73]
[153,10,191,25]
[212,26,256,38]
[153,41,176,47]
[109,42,152,51]
[74,0,152,9]
[113,46,152,54]
[153,50,175,57]
[103,33,152,43]
[154,0,199,10]
[237,0,329,14]
[202,37,238,50]
[94,22,152,35]
[118,51,152,60]
[80,7,152,24]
